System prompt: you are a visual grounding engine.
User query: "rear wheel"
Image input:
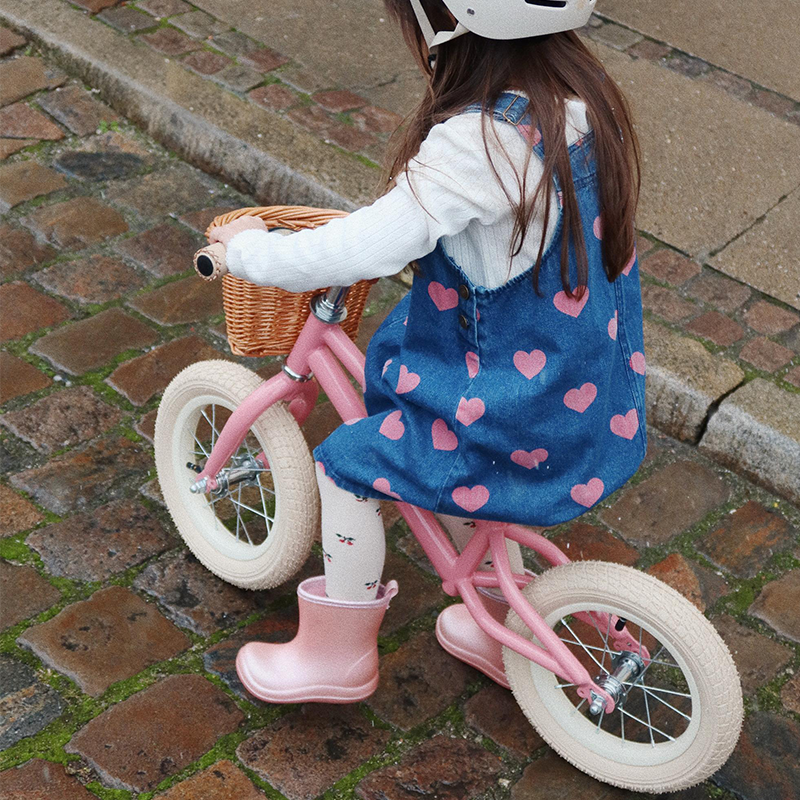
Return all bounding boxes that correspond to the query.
[155,360,319,589]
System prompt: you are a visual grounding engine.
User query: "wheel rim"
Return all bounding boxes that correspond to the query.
[529,602,702,767]
[173,395,280,561]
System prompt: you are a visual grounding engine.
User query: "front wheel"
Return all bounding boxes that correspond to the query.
[503,561,742,794]
[155,360,319,589]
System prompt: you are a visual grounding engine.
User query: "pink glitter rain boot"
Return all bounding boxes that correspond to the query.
[235,576,398,703]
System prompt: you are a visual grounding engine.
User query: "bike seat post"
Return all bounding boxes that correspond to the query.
[312,285,350,324]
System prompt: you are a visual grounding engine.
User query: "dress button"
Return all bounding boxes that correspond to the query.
[459,283,470,300]
[458,313,469,329]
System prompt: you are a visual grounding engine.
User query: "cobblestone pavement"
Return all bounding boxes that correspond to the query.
[1,23,800,800]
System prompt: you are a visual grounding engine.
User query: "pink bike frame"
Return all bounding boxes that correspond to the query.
[193,289,647,711]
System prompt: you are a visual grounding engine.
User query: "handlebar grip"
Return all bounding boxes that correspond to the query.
[194,242,227,281]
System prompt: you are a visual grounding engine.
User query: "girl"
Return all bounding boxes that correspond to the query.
[210,0,645,704]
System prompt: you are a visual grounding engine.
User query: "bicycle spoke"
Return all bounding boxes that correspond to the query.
[200,409,222,444]
[642,672,656,747]
[560,619,609,676]
[228,495,273,522]
[618,706,675,743]
[636,685,692,721]
[558,637,678,669]
[257,474,272,538]
[192,432,210,459]
[621,682,691,699]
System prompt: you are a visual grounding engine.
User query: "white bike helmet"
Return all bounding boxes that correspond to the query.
[409,0,596,47]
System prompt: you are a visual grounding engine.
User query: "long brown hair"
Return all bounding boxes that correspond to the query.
[383,0,640,296]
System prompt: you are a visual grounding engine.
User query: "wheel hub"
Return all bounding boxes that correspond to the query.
[187,453,263,496]
[589,651,646,715]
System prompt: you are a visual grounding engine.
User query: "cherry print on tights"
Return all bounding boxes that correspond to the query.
[428,281,458,311]
[379,410,405,440]
[514,349,546,379]
[432,418,458,451]
[563,383,597,413]
[610,409,639,440]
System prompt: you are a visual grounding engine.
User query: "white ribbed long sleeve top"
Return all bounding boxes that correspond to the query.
[226,99,590,292]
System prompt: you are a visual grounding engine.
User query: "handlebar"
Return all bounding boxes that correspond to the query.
[194,242,227,282]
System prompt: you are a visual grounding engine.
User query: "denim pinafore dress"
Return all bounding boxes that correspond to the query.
[314,93,647,526]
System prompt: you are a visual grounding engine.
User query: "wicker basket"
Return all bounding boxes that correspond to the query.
[206,206,376,357]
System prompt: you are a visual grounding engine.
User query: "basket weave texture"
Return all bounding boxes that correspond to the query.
[207,206,376,357]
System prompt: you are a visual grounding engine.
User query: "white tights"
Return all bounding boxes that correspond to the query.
[316,463,524,601]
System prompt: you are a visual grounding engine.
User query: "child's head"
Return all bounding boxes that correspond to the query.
[384,0,639,296]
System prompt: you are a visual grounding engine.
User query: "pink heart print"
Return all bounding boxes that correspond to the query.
[593,215,603,240]
[608,310,618,340]
[382,358,393,377]
[456,396,485,426]
[518,123,542,146]
[396,364,420,394]
[373,478,401,499]
[428,281,458,311]
[553,287,589,318]
[571,478,604,508]
[466,351,480,379]
[629,351,646,375]
[511,448,549,469]
[622,250,635,276]
[379,410,405,441]
[432,418,458,451]
[452,485,490,513]
[513,349,546,379]
[563,383,597,413]
[610,408,639,440]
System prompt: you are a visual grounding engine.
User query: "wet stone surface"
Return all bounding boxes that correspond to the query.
[0,654,64,750]
[0,281,71,342]
[128,275,224,325]
[0,561,61,631]
[510,751,619,800]
[26,498,175,581]
[646,552,729,613]
[0,759,97,800]
[9,436,152,515]
[55,149,146,182]
[0,352,52,404]
[154,759,267,800]
[38,84,120,137]
[33,254,147,304]
[547,522,639,566]
[0,224,56,279]
[236,704,392,800]
[24,196,129,250]
[114,221,203,277]
[19,586,191,697]
[0,386,123,454]
[356,736,503,800]
[748,570,800,643]
[66,674,244,793]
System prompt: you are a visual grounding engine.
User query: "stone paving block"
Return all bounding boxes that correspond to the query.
[711,615,792,696]
[748,570,800,643]
[240,48,289,73]
[780,673,800,715]
[106,165,218,220]
[0,137,36,159]
[588,22,643,51]
[154,759,266,800]
[134,550,276,635]
[171,10,229,39]
[698,501,795,578]
[312,90,367,113]
[700,68,754,101]
[0,282,71,342]
[647,553,728,613]
[599,460,730,546]
[739,337,794,372]
[510,750,614,800]
[140,27,201,56]
[237,704,392,800]
[684,311,745,347]
[9,435,151,515]
[664,52,710,79]
[33,254,147,305]
[38,84,121,136]
[0,56,63,107]
[0,102,64,140]
[351,105,404,135]
[641,283,698,322]
[785,365,800,388]
[381,551,442,635]
[77,128,153,158]
[26,498,174,581]
[24,196,128,250]
[685,270,751,312]
[213,64,264,94]
[0,27,26,56]
[115,222,202,276]
[19,586,190,696]
[744,300,799,335]
[0,758,97,799]
[357,736,502,800]
[464,682,544,758]
[642,320,744,443]
[128,275,223,324]
[0,385,122,453]
[136,408,158,442]
[0,654,64,750]
[182,50,231,76]
[98,6,156,34]
[249,84,297,112]
[640,250,701,287]
[0,483,43,537]
[0,160,67,212]
[711,187,800,311]
[140,476,165,506]
[138,0,191,18]
[700,378,800,505]
[0,351,52,404]
[209,30,259,58]
[0,562,60,630]
[714,710,800,800]
[289,103,376,152]
[56,149,145,182]
[67,674,244,793]
[106,334,223,405]
[367,630,475,730]
[178,204,239,234]
[0,223,56,278]
[30,307,156,375]
[626,39,671,62]
[73,0,118,11]
[548,522,639,566]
